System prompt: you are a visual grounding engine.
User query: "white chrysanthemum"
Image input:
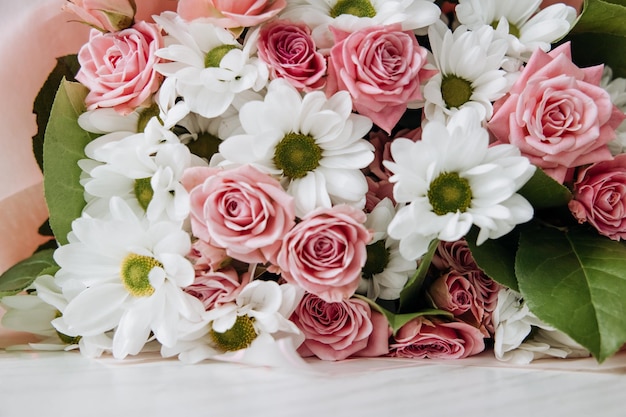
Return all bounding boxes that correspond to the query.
[162,280,306,368]
[153,12,268,119]
[423,21,509,123]
[358,198,416,300]
[456,0,576,62]
[384,107,535,261]
[217,78,374,217]
[492,288,589,364]
[281,0,440,48]
[601,66,626,155]
[79,118,204,221]
[51,197,205,359]
[1,275,113,356]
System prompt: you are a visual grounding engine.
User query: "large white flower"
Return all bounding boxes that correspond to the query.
[153,12,268,119]
[281,0,440,48]
[455,0,576,62]
[162,280,307,368]
[492,288,589,364]
[51,197,205,359]
[423,21,509,123]
[384,107,535,261]
[217,78,374,217]
[358,198,416,300]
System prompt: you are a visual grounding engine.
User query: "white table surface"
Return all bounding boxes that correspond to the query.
[1,347,625,417]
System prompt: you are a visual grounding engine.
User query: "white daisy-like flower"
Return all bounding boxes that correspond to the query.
[79,118,204,222]
[51,197,205,359]
[423,21,509,124]
[161,280,306,368]
[1,275,114,357]
[217,78,374,217]
[455,0,577,62]
[281,0,441,48]
[153,12,268,119]
[383,107,535,261]
[601,66,626,155]
[492,288,589,364]
[358,198,416,300]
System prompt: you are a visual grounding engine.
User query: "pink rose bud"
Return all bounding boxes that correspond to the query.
[64,0,137,32]
[177,0,286,28]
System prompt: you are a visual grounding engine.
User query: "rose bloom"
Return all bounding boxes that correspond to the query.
[389,316,485,359]
[182,165,296,264]
[431,239,478,273]
[177,0,286,28]
[488,42,625,184]
[63,0,136,32]
[187,238,229,272]
[257,20,326,91]
[569,154,626,240]
[291,293,390,361]
[185,267,250,311]
[275,205,372,303]
[76,21,163,115]
[326,24,435,134]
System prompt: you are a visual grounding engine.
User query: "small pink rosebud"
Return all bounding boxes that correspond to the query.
[63,0,137,32]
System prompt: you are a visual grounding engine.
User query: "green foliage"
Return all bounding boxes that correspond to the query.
[466,227,520,292]
[0,249,57,297]
[568,0,626,77]
[32,55,80,171]
[516,225,626,363]
[398,239,438,313]
[43,79,95,245]
[518,168,572,209]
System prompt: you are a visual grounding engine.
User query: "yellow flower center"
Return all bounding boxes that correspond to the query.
[273,132,322,179]
[210,315,257,352]
[491,19,521,38]
[134,177,153,211]
[441,75,473,109]
[120,253,162,297]
[205,44,238,68]
[428,172,473,215]
[330,0,376,18]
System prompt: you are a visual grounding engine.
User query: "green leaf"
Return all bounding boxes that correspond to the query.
[0,249,57,297]
[518,168,572,209]
[43,79,94,245]
[32,55,80,171]
[354,295,452,335]
[466,227,520,292]
[398,239,438,313]
[568,0,626,77]
[516,226,626,363]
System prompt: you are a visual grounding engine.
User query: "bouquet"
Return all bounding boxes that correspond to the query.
[1,0,626,367]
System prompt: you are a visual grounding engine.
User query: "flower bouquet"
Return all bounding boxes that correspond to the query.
[1,0,626,367]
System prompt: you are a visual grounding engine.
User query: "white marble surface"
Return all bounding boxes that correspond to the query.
[1,349,625,417]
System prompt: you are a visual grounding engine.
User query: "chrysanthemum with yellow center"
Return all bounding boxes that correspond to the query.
[384,107,535,261]
[210,315,257,352]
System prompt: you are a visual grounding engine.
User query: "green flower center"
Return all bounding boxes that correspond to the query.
[54,311,82,345]
[187,131,222,161]
[205,44,238,68]
[362,240,390,279]
[120,253,162,297]
[330,0,376,18]
[134,177,153,211]
[210,315,257,352]
[491,19,521,38]
[273,132,322,179]
[136,103,161,132]
[428,172,473,215]
[441,75,473,109]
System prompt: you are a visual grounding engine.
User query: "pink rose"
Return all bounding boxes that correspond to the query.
[432,239,478,273]
[177,0,286,28]
[257,20,326,91]
[275,205,372,302]
[365,177,395,212]
[292,293,390,361]
[63,0,136,32]
[185,267,250,311]
[326,24,435,134]
[76,21,163,114]
[187,239,229,275]
[389,316,485,359]
[182,165,296,264]
[569,154,626,240]
[488,42,625,184]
